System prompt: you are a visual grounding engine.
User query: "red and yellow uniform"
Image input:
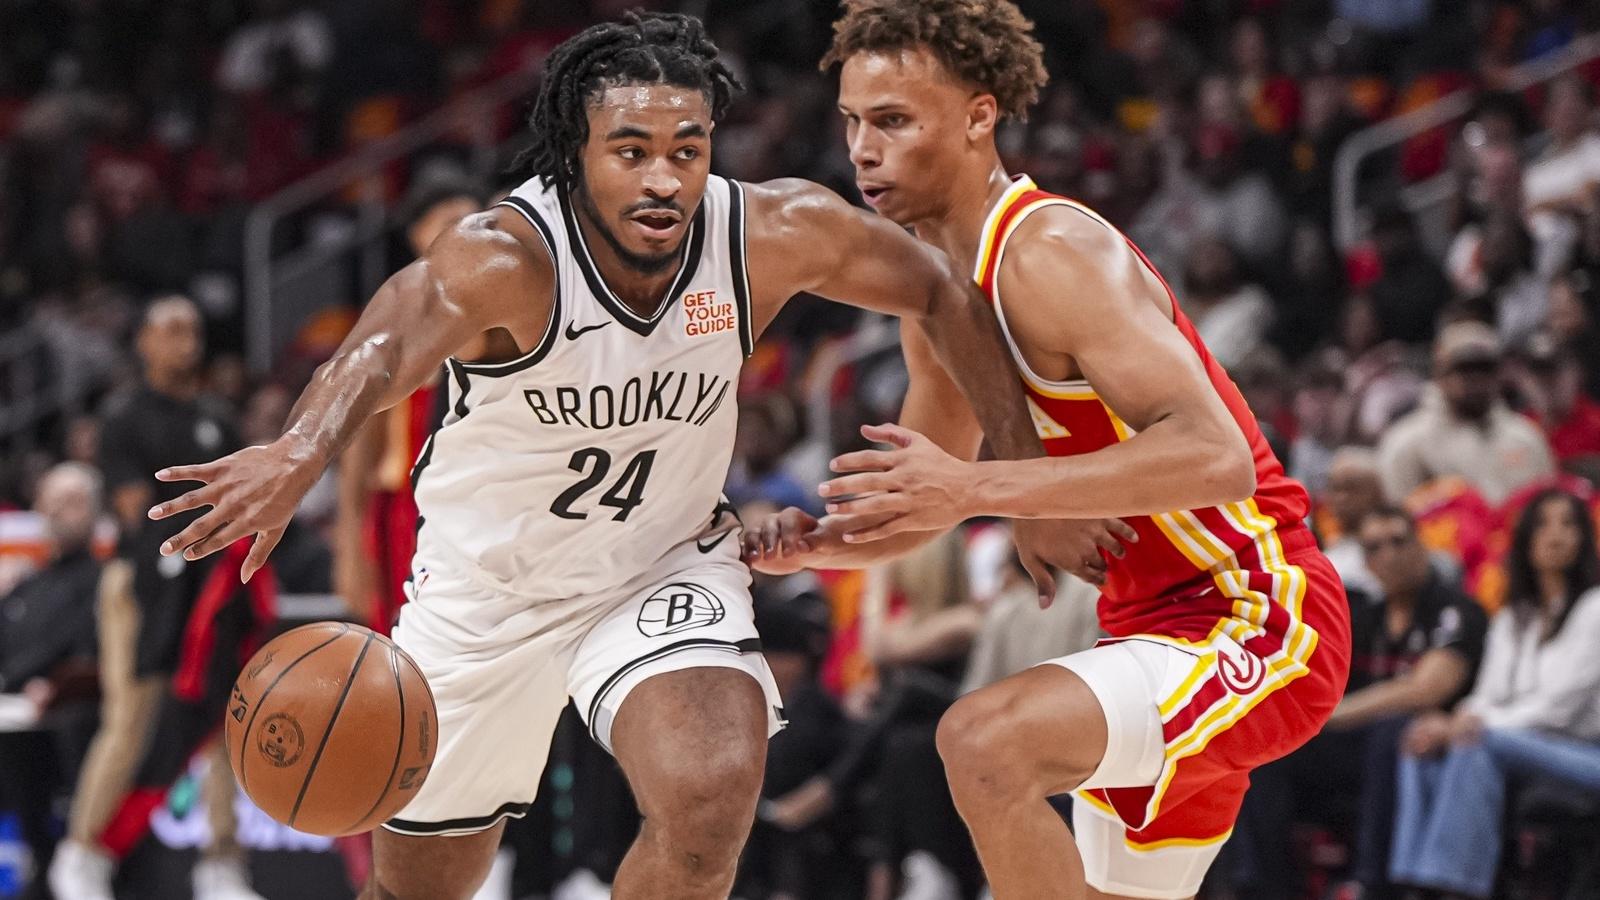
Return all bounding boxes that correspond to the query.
[974,176,1350,889]
[363,381,440,634]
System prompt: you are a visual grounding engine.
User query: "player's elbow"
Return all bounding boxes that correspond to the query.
[1205,434,1256,505]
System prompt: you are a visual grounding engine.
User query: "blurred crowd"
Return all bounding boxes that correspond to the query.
[4,0,1600,899]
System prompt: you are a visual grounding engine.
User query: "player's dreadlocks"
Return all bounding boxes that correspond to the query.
[516,11,741,190]
[821,0,1047,122]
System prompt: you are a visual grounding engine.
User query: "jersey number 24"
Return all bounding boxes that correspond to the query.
[550,448,658,522]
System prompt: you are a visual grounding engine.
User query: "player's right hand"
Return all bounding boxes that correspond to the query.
[148,438,321,583]
[742,506,822,575]
[1013,517,1140,605]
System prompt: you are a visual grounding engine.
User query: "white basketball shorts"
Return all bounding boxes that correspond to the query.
[384,537,783,836]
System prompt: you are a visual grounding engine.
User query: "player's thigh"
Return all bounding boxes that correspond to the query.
[938,664,1111,795]
[940,640,1171,796]
[364,822,504,900]
[612,666,768,821]
[568,550,780,822]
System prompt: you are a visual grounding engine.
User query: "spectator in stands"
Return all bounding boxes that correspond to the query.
[50,296,265,900]
[0,462,105,895]
[1318,447,1386,598]
[1377,320,1555,505]
[1510,333,1600,476]
[1391,488,1600,898]
[1367,204,1453,345]
[1546,266,1600,397]
[1180,235,1273,372]
[1231,506,1486,900]
[1524,75,1600,218]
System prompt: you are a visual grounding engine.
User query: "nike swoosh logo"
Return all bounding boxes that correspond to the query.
[696,529,735,554]
[696,499,742,553]
[565,321,611,340]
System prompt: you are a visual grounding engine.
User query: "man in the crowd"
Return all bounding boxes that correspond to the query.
[1378,320,1555,505]
[1230,507,1487,899]
[1320,446,1387,597]
[0,463,104,897]
[50,297,268,900]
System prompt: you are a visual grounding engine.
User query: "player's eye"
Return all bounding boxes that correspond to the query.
[674,147,700,161]
[618,147,644,160]
[881,114,908,128]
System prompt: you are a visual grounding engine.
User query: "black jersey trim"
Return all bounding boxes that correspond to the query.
[454,198,562,377]
[727,181,755,357]
[557,187,705,338]
[385,800,534,836]
[444,359,471,423]
[585,636,761,745]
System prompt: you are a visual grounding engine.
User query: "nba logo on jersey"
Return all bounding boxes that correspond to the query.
[637,583,726,636]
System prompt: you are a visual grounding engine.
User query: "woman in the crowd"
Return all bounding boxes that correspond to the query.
[1389,488,1600,898]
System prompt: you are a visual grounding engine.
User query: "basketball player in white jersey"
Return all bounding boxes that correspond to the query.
[145,12,1047,900]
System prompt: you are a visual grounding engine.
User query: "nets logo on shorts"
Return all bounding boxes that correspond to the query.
[637,583,726,637]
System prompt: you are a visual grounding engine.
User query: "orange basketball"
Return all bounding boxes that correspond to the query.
[225,622,437,836]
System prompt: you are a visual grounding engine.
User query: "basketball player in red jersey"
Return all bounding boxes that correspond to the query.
[746,2,1351,897]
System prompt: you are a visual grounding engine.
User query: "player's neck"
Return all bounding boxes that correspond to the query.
[911,161,1014,276]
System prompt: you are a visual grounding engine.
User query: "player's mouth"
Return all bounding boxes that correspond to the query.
[627,209,683,241]
[858,184,892,207]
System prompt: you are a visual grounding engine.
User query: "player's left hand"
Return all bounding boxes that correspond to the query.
[1449,710,1485,746]
[819,423,975,541]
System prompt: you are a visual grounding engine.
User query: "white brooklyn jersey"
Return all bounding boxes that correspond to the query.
[410,175,754,601]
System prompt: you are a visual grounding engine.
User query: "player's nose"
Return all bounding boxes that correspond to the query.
[848,128,881,169]
[641,158,681,198]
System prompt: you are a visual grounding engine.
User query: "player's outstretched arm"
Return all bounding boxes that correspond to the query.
[821,208,1258,534]
[743,179,1043,463]
[149,210,555,580]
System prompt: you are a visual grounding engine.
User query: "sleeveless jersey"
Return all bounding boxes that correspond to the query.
[975,176,1317,645]
[409,175,753,601]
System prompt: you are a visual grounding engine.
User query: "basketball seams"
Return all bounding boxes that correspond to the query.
[233,622,352,797]
[344,642,410,834]
[289,632,376,827]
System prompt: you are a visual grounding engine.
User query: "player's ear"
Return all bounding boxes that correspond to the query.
[967,93,999,142]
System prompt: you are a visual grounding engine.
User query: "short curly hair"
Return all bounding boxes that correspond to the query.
[821,0,1047,122]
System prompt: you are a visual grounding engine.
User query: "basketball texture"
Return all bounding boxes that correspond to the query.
[225,622,437,836]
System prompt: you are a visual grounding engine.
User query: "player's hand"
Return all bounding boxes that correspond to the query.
[1403,711,1452,757]
[819,423,975,541]
[1012,517,1140,606]
[147,438,320,583]
[742,507,822,575]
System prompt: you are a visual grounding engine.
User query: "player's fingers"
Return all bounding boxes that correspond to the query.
[147,485,219,521]
[1092,528,1127,559]
[825,493,906,519]
[826,449,894,476]
[181,518,253,562]
[241,528,285,583]
[1021,554,1057,608]
[1108,518,1140,544]
[858,422,917,448]
[839,512,911,543]
[1070,561,1107,586]
[818,472,895,500]
[154,462,221,484]
[160,511,227,557]
[741,529,762,561]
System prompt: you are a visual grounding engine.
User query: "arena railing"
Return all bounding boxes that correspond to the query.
[243,67,541,374]
[1332,32,1600,255]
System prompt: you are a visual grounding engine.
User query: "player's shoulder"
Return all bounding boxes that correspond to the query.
[425,206,554,280]
[1002,200,1130,278]
[739,177,855,232]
